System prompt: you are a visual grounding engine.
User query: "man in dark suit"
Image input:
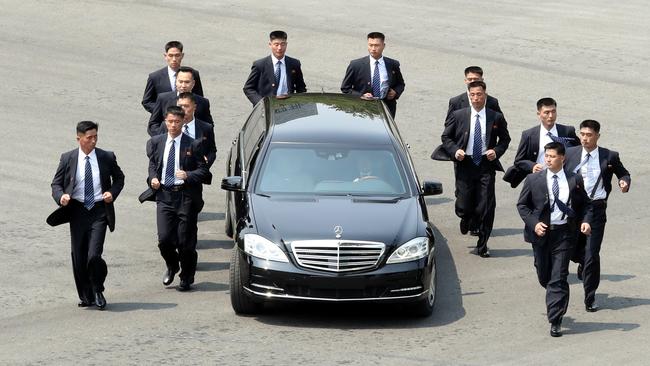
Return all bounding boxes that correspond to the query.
[144,106,209,291]
[446,66,501,123]
[243,30,307,106]
[517,142,592,337]
[504,97,579,188]
[565,119,631,312]
[148,66,213,136]
[141,40,204,113]
[48,121,125,310]
[341,32,405,118]
[440,81,510,257]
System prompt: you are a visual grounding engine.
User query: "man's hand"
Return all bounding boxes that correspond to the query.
[151,178,160,190]
[581,223,591,235]
[532,163,544,173]
[455,149,466,161]
[486,149,497,161]
[102,192,113,203]
[619,179,629,193]
[386,89,397,100]
[175,170,188,180]
[535,222,548,237]
[60,194,71,206]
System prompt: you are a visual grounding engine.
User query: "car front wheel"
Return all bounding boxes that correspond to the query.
[410,257,436,317]
[230,247,262,315]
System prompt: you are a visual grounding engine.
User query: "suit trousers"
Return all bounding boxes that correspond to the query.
[156,189,202,282]
[454,157,496,253]
[69,200,108,302]
[532,225,574,324]
[574,199,607,305]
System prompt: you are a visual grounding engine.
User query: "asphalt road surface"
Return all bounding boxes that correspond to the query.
[1,1,648,365]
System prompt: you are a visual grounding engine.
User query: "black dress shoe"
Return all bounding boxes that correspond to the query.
[94,292,106,310]
[460,219,469,235]
[586,303,599,312]
[479,249,490,258]
[470,229,480,236]
[550,322,562,337]
[78,300,94,307]
[163,266,179,286]
[577,264,583,280]
[177,279,191,292]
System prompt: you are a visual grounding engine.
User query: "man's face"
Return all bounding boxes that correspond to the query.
[464,72,483,85]
[537,105,557,129]
[269,38,287,59]
[77,129,98,155]
[177,98,196,123]
[164,47,184,71]
[579,127,600,150]
[367,37,385,59]
[468,86,487,110]
[176,71,195,93]
[544,149,565,172]
[165,113,184,137]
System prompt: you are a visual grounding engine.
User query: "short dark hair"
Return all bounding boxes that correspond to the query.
[269,30,287,41]
[77,120,98,134]
[367,32,385,41]
[544,141,565,155]
[464,66,484,76]
[536,97,557,110]
[165,105,185,119]
[580,119,601,133]
[165,41,183,52]
[177,66,195,79]
[467,80,487,91]
[178,92,196,104]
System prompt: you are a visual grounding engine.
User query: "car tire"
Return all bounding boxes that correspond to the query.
[411,257,436,317]
[230,247,261,315]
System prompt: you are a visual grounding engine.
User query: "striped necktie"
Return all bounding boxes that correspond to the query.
[472,114,482,166]
[165,140,176,186]
[372,61,381,98]
[84,156,95,210]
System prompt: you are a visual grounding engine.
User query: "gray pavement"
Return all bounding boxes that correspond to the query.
[1,0,649,364]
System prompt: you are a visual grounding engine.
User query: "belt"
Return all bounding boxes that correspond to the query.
[162,184,185,192]
[548,223,568,231]
[591,199,607,207]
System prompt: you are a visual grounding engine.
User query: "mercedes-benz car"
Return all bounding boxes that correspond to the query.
[222,94,442,316]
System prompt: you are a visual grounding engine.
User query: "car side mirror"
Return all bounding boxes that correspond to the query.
[221,176,244,192]
[421,180,443,196]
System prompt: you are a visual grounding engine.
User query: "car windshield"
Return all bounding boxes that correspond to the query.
[255,144,409,196]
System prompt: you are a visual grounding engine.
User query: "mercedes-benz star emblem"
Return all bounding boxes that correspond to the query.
[334,225,343,239]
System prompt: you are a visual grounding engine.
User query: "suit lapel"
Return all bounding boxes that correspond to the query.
[285,57,293,91]
[485,109,495,147]
[266,56,276,91]
[461,109,471,148]
[530,127,540,156]
[66,151,78,194]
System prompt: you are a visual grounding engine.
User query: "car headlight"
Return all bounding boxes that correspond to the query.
[244,234,289,263]
[386,237,430,264]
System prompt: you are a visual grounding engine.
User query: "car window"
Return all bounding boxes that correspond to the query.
[256,144,408,196]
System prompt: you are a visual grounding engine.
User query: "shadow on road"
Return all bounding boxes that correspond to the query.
[198,212,225,222]
[105,302,177,312]
[196,261,229,272]
[424,197,453,206]
[490,228,522,237]
[488,248,532,258]
[192,281,229,292]
[251,225,465,329]
[595,293,650,311]
[197,239,234,250]
[562,316,639,335]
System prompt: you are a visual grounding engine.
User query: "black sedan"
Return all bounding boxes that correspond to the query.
[222,94,442,316]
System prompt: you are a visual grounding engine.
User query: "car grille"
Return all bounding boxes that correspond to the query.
[290,240,385,272]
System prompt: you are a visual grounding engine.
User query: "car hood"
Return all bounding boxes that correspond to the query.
[250,195,421,248]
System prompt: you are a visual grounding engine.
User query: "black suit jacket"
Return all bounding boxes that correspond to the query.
[148,91,213,136]
[446,92,501,123]
[243,55,307,105]
[439,107,511,171]
[159,118,217,168]
[140,134,209,203]
[517,170,591,245]
[564,146,631,199]
[48,148,125,232]
[141,67,204,113]
[503,124,579,188]
[341,56,405,117]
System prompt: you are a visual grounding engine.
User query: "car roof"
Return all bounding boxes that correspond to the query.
[266,93,394,145]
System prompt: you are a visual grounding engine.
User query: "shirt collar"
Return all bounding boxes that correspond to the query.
[166,133,182,145]
[547,168,566,180]
[271,55,286,64]
[78,148,97,160]
[470,106,486,117]
[582,146,599,159]
[541,123,559,135]
[370,55,385,65]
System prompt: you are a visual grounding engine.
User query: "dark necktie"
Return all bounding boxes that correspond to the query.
[275,61,282,94]
[573,152,591,173]
[472,114,482,166]
[552,174,575,217]
[183,124,190,137]
[171,72,177,92]
[547,131,566,146]
[165,140,176,186]
[372,60,381,98]
[84,156,94,210]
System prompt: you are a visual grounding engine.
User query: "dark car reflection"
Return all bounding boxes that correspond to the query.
[222,94,442,316]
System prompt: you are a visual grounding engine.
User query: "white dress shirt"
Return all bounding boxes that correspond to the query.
[580,147,606,200]
[168,66,177,91]
[272,55,288,95]
[546,169,570,225]
[369,56,388,85]
[537,124,559,164]
[162,134,184,186]
[72,148,102,203]
[466,107,487,157]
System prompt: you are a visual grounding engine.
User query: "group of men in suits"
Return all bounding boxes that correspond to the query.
[243,31,406,118]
